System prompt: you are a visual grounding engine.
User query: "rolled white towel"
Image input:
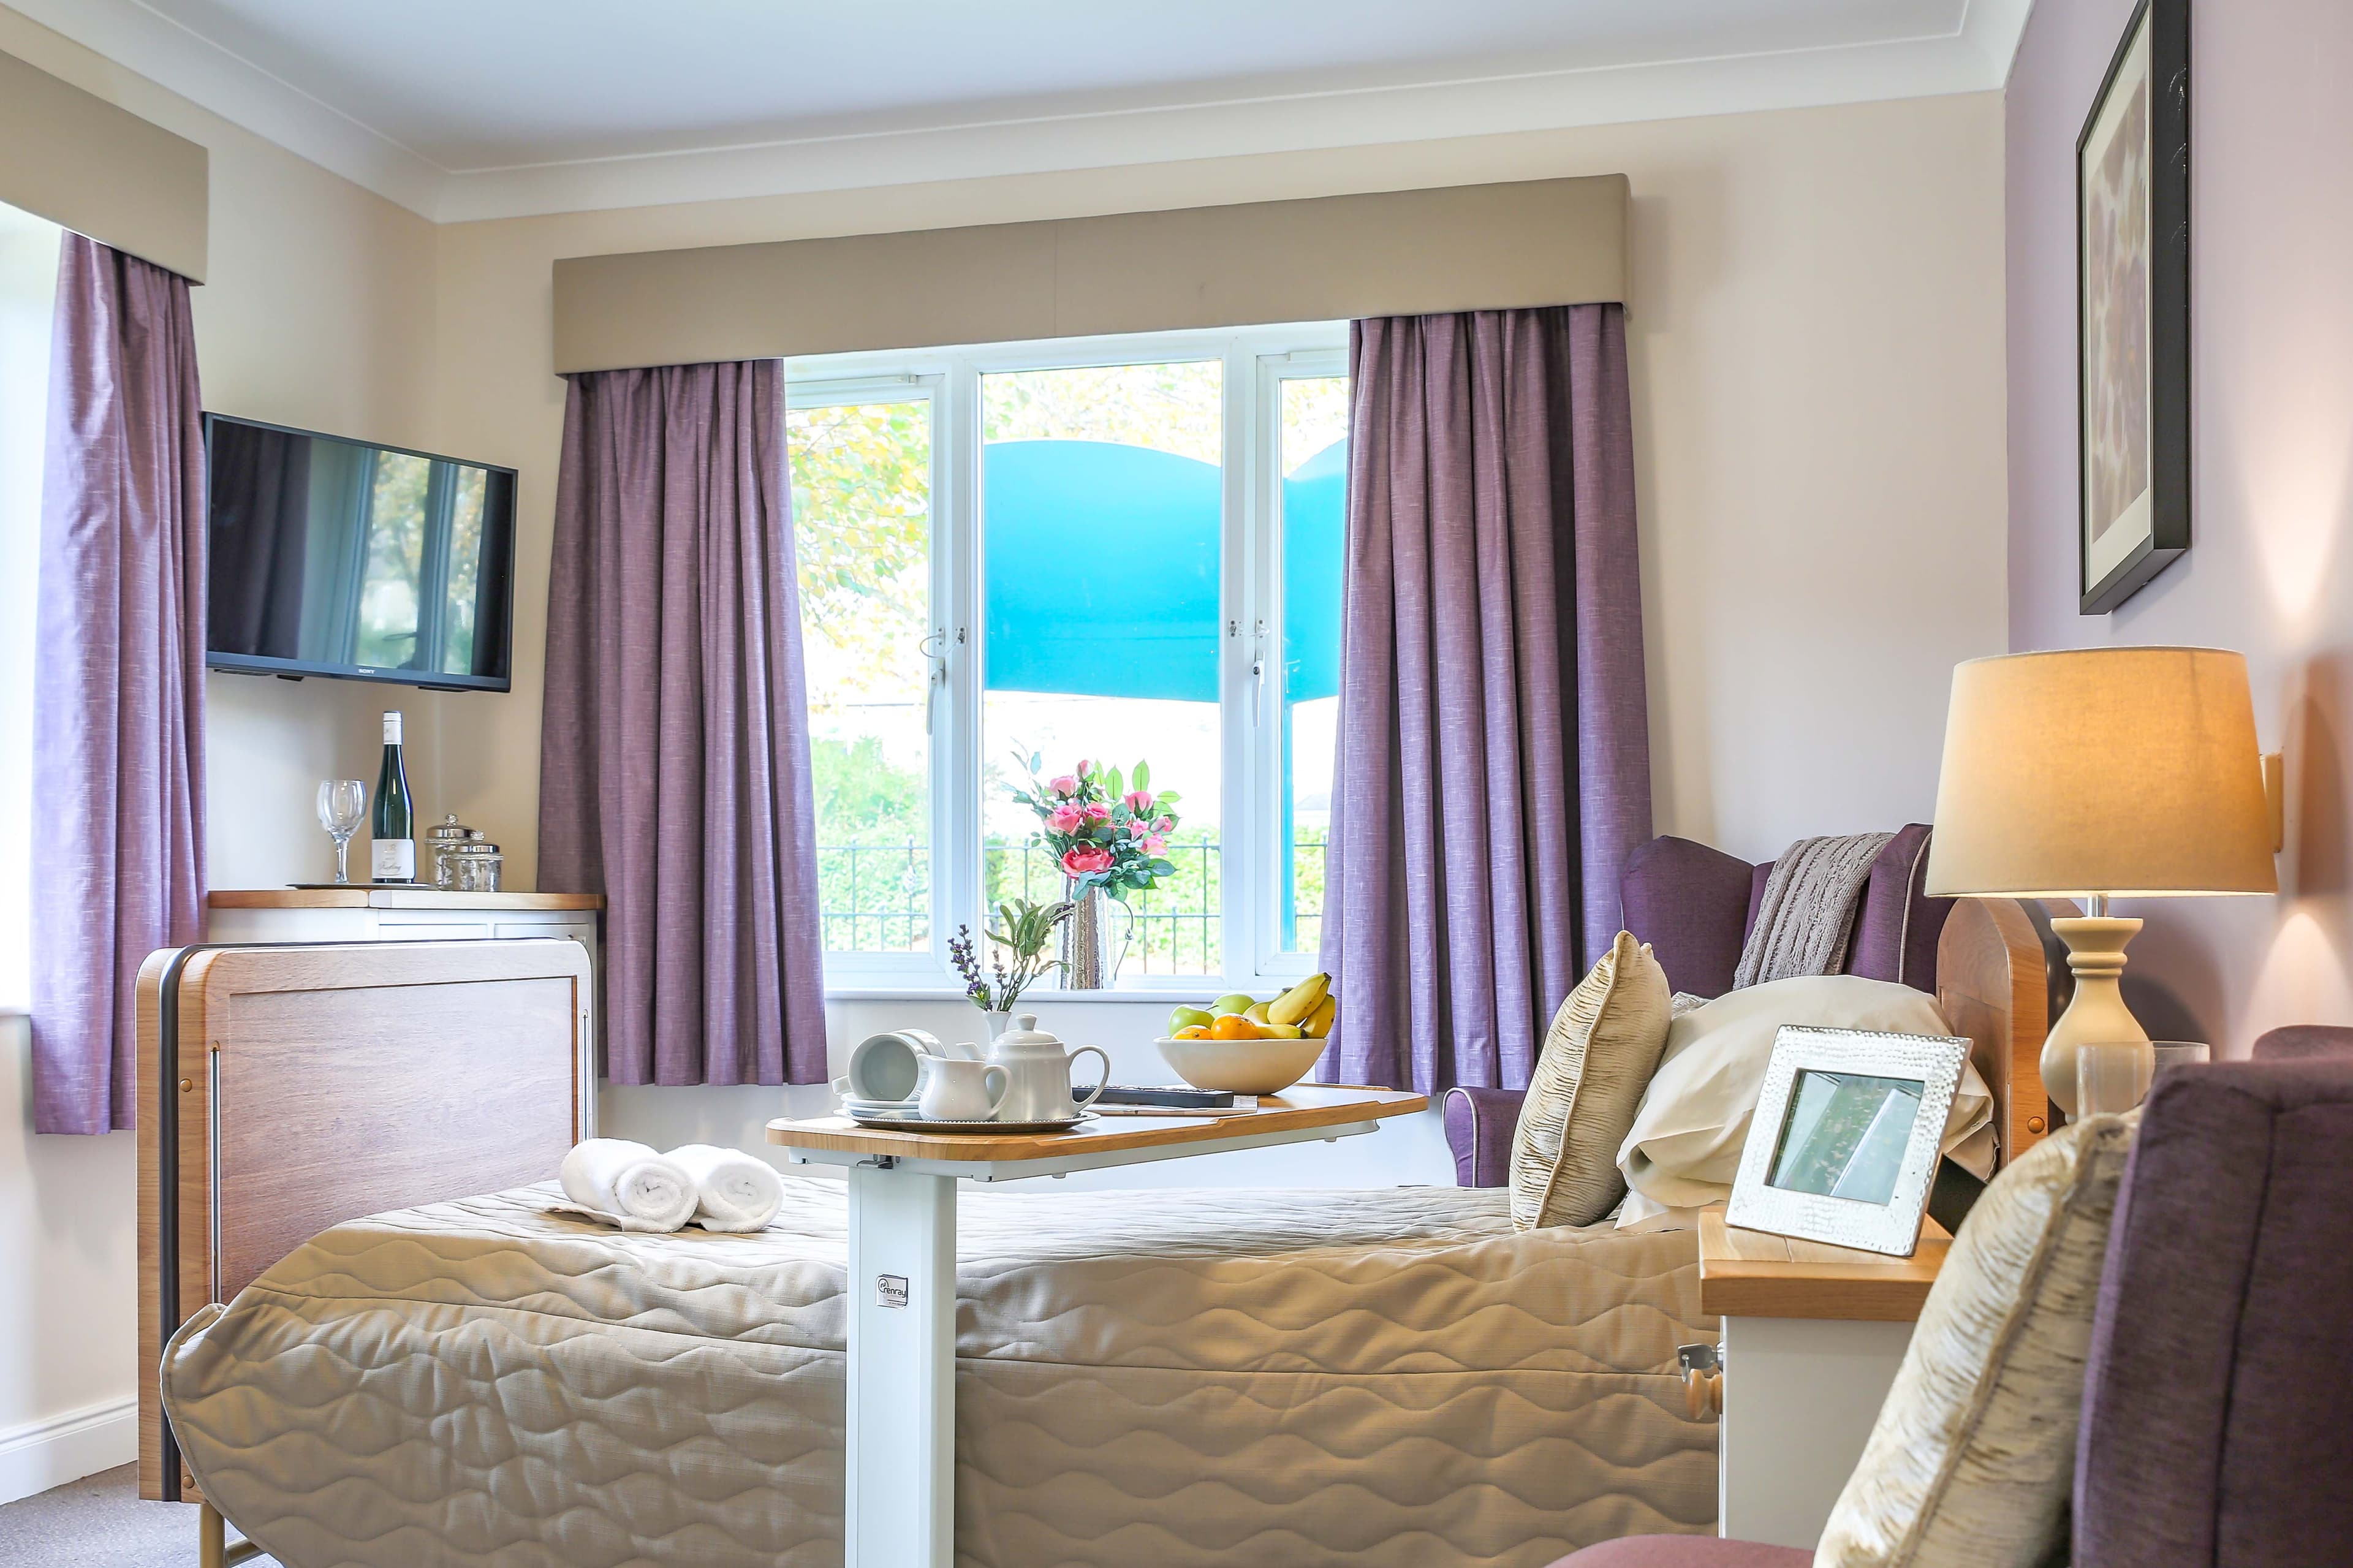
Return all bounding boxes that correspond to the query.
[556,1138,697,1232]
[669,1143,784,1233]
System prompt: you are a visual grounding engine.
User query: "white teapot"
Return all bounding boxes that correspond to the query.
[983,1014,1111,1123]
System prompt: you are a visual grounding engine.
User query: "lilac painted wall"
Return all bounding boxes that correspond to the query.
[2008,0,2353,1051]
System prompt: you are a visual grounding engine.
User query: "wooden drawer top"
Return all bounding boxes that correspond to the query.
[208,889,605,911]
[1698,1208,1950,1323]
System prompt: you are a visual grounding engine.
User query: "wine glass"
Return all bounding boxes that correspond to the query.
[317,779,366,885]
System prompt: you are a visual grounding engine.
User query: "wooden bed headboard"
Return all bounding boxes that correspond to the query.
[137,939,594,1504]
[1934,897,2053,1171]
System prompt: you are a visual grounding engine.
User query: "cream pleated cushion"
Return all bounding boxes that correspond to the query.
[1814,1110,2140,1568]
[1509,931,1672,1230]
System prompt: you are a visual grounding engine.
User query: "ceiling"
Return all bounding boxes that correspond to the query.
[18,0,2033,222]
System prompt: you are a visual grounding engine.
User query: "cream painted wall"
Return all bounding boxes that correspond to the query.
[431,91,2012,1166]
[0,3,442,1496]
[2007,0,2353,1053]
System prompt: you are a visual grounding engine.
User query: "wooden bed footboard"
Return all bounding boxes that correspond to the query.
[137,939,595,1503]
[1936,897,2053,1171]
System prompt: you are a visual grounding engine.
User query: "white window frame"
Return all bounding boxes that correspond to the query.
[788,322,1349,996]
[1250,346,1351,983]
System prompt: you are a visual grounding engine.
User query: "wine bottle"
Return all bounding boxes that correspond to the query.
[371,710,416,883]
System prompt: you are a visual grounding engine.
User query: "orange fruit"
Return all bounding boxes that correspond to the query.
[1208,1012,1259,1041]
[1172,1024,1208,1040]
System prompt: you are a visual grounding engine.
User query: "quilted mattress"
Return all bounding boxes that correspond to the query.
[162,1178,1716,1567]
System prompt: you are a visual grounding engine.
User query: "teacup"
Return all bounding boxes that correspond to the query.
[839,1028,946,1103]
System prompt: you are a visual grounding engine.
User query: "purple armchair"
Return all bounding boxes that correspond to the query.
[1545,1042,2353,1567]
[1444,826,1950,1186]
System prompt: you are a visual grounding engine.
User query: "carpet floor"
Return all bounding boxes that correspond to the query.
[0,1465,282,1567]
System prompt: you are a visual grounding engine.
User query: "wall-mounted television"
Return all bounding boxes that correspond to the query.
[203,414,517,692]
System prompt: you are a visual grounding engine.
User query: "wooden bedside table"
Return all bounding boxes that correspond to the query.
[1698,1209,1950,1550]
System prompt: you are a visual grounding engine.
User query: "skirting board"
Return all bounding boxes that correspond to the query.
[0,1396,137,1506]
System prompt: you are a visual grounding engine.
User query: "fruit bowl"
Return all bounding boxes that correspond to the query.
[1154,1032,1327,1097]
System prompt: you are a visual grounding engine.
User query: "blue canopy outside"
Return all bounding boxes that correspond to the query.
[982,437,1344,702]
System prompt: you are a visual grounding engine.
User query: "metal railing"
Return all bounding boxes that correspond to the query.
[816,841,929,954]
[817,833,1326,972]
[982,838,1222,976]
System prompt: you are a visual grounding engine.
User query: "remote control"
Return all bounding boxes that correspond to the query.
[1097,1083,1237,1109]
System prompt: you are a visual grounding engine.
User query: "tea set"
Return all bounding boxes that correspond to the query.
[834,1015,1111,1132]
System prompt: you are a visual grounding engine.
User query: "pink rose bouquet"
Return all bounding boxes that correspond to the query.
[1009,752,1184,898]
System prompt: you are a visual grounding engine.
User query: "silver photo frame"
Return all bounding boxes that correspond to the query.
[1725,1026,1969,1258]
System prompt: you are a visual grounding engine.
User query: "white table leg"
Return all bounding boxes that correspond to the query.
[846,1162,956,1568]
[1718,1314,1913,1548]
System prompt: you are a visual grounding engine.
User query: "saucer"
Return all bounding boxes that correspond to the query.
[840,1099,917,1116]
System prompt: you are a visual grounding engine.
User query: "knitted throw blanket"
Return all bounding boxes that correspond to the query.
[1732,831,1896,990]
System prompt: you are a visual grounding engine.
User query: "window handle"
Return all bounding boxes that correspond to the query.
[1248,618,1268,729]
[919,629,947,735]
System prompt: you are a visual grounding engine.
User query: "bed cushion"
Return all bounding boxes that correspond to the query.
[1814,1112,2139,1568]
[163,1178,1718,1568]
[1511,931,1674,1230]
[1615,975,1990,1223]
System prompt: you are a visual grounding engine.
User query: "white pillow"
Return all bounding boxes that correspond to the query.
[1613,975,1992,1225]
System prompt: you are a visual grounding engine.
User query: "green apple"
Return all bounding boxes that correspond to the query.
[1209,992,1258,1016]
[1167,1005,1214,1035]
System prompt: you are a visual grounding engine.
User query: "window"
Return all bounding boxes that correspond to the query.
[787,387,938,971]
[0,203,61,1010]
[787,328,1346,991]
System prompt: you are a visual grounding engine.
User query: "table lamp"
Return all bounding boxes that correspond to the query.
[1927,647,2277,1117]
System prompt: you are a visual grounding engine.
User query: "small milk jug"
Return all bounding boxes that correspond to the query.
[984,1014,1111,1123]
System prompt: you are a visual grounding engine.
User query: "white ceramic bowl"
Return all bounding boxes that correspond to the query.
[1154,1032,1325,1096]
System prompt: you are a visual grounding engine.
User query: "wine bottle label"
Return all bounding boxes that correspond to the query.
[373,839,415,881]
[382,711,403,744]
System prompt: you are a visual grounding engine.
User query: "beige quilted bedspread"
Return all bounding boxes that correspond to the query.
[162,1178,1716,1567]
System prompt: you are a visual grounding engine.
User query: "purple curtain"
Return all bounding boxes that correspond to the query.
[537,361,828,1086]
[31,236,208,1135]
[1317,305,1649,1097]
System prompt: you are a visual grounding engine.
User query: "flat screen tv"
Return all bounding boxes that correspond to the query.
[203,414,517,692]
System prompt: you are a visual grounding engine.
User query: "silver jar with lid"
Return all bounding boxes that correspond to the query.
[426,814,476,888]
[448,831,503,893]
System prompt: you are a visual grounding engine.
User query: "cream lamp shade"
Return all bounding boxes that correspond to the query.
[1927,645,2275,1122]
[1926,646,2276,900]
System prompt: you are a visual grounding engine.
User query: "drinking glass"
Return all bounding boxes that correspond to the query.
[2076,1042,2154,1118]
[2151,1040,2211,1076]
[317,779,366,885]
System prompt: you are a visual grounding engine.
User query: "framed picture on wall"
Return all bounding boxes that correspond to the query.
[2077,0,2191,615]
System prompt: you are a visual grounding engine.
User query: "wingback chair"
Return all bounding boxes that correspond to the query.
[1445,826,1950,1186]
[1546,1042,2353,1567]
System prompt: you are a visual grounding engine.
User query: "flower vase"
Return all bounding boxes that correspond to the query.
[1061,883,1134,990]
[984,1008,1015,1040]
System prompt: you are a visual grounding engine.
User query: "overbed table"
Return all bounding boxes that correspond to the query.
[767,1085,1428,1568]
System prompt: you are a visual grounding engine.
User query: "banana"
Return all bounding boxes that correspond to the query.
[1268,971,1330,1028]
[1302,994,1338,1040]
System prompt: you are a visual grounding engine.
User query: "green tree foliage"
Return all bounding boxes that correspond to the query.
[788,401,931,703]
